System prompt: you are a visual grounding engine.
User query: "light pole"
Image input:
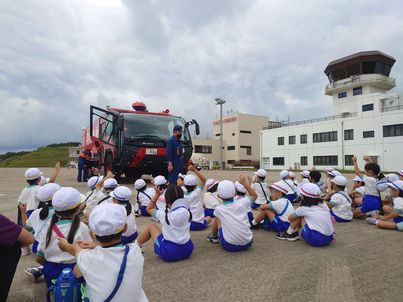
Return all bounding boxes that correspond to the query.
[215,98,226,170]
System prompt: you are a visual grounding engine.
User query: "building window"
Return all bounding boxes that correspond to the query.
[240,130,252,134]
[215,133,220,137]
[344,129,354,141]
[383,124,403,137]
[301,156,308,166]
[289,135,296,145]
[300,134,307,144]
[278,137,284,145]
[240,145,252,156]
[194,145,212,154]
[227,160,235,165]
[345,155,354,166]
[273,157,284,166]
[362,103,374,112]
[338,92,347,99]
[232,133,235,136]
[363,130,375,138]
[313,131,337,143]
[227,145,235,151]
[353,86,362,96]
[313,156,338,166]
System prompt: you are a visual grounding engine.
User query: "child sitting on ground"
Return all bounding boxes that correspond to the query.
[58,202,148,301]
[134,178,155,217]
[276,183,334,247]
[203,179,220,218]
[324,176,353,222]
[235,181,254,224]
[207,176,257,252]
[251,181,294,233]
[251,169,270,208]
[136,185,194,262]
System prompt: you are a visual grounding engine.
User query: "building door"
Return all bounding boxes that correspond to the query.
[263,157,270,170]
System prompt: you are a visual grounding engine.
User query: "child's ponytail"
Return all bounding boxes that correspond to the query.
[165,205,170,225]
[39,201,52,220]
[66,213,81,244]
[125,202,132,216]
[45,213,59,247]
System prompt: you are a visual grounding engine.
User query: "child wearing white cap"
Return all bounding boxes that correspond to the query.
[136,185,194,262]
[184,165,211,230]
[176,173,187,193]
[110,186,138,244]
[96,178,119,206]
[36,187,92,288]
[207,176,257,252]
[324,176,353,222]
[153,175,169,213]
[352,156,384,219]
[58,203,148,301]
[366,180,403,232]
[17,168,43,223]
[276,183,334,247]
[399,170,403,180]
[134,178,156,217]
[23,183,60,281]
[203,179,220,218]
[251,169,269,208]
[235,181,254,224]
[251,181,294,233]
[297,170,310,194]
[279,170,298,203]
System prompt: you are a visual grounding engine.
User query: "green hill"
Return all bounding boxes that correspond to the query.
[0,146,71,167]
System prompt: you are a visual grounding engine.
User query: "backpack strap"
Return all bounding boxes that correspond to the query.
[279,200,291,216]
[334,191,352,204]
[104,245,130,302]
[97,196,111,205]
[282,179,296,194]
[84,190,94,203]
[258,182,269,202]
[52,225,65,239]
[141,191,152,200]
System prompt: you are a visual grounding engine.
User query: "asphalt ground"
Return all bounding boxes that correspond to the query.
[1,168,402,302]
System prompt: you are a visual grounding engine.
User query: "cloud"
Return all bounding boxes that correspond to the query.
[1,0,403,152]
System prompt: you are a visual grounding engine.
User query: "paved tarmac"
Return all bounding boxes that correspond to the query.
[1,168,402,302]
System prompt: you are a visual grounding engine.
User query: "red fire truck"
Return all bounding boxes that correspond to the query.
[82,102,200,178]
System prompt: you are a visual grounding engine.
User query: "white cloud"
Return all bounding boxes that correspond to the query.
[1,0,403,152]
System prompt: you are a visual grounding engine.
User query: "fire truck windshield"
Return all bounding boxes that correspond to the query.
[123,114,191,143]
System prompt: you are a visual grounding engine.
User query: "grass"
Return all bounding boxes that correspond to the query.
[0,147,70,167]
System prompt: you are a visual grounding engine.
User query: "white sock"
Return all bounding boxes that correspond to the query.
[251,219,258,226]
[286,227,295,235]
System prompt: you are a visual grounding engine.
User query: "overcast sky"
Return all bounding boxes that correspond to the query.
[1,0,403,153]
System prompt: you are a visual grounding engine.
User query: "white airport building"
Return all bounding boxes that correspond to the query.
[260,51,403,172]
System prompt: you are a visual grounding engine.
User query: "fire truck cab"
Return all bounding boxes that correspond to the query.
[82,102,200,179]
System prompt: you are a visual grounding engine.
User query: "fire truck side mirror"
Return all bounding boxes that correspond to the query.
[195,121,200,135]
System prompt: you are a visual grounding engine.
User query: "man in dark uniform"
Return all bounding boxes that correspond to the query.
[166,125,184,185]
[77,149,90,182]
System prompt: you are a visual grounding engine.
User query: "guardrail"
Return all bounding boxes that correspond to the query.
[381,105,403,112]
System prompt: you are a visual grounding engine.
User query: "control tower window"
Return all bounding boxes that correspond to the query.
[346,64,360,77]
[353,86,362,96]
[332,68,347,81]
[338,92,347,99]
[362,62,376,74]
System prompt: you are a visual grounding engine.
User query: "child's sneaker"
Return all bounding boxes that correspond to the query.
[206,234,219,244]
[276,232,299,241]
[134,211,140,217]
[365,217,378,225]
[24,266,43,281]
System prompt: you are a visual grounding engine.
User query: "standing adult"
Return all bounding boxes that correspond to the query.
[0,214,35,301]
[77,149,90,182]
[166,125,184,185]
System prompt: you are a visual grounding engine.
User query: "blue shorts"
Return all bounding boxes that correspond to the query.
[359,195,381,213]
[247,211,254,223]
[154,234,194,262]
[42,262,81,288]
[190,220,208,231]
[260,216,290,232]
[121,231,138,245]
[251,202,262,209]
[140,206,151,217]
[301,225,333,247]
[204,208,215,218]
[330,211,351,223]
[286,193,297,203]
[218,228,252,252]
[393,216,403,224]
[32,240,39,254]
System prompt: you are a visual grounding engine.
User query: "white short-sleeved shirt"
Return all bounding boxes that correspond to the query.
[123,211,137,237]
[297,179,310,194]
[295,205,334,236]
[330,191,353,221]
[214,197,253,245]
[156,194,166,212]
[252,182,269,205]
[26,207,55,241]
[281,179,297,195]
[83,189,105,215]
[269,198,294,222]
[203,192,221,209]
[362,175,380,197]
[137,188,156,207]
[17,185,40,211]
[393,197,403,217]
[184,186,205,223]
[153,199,191,244]
[37,220,92,263]
[77,243,148,302]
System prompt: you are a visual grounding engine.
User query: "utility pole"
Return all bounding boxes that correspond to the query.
[215,98,226,170]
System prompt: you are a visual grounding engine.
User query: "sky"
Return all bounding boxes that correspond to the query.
[1,0,403,153]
